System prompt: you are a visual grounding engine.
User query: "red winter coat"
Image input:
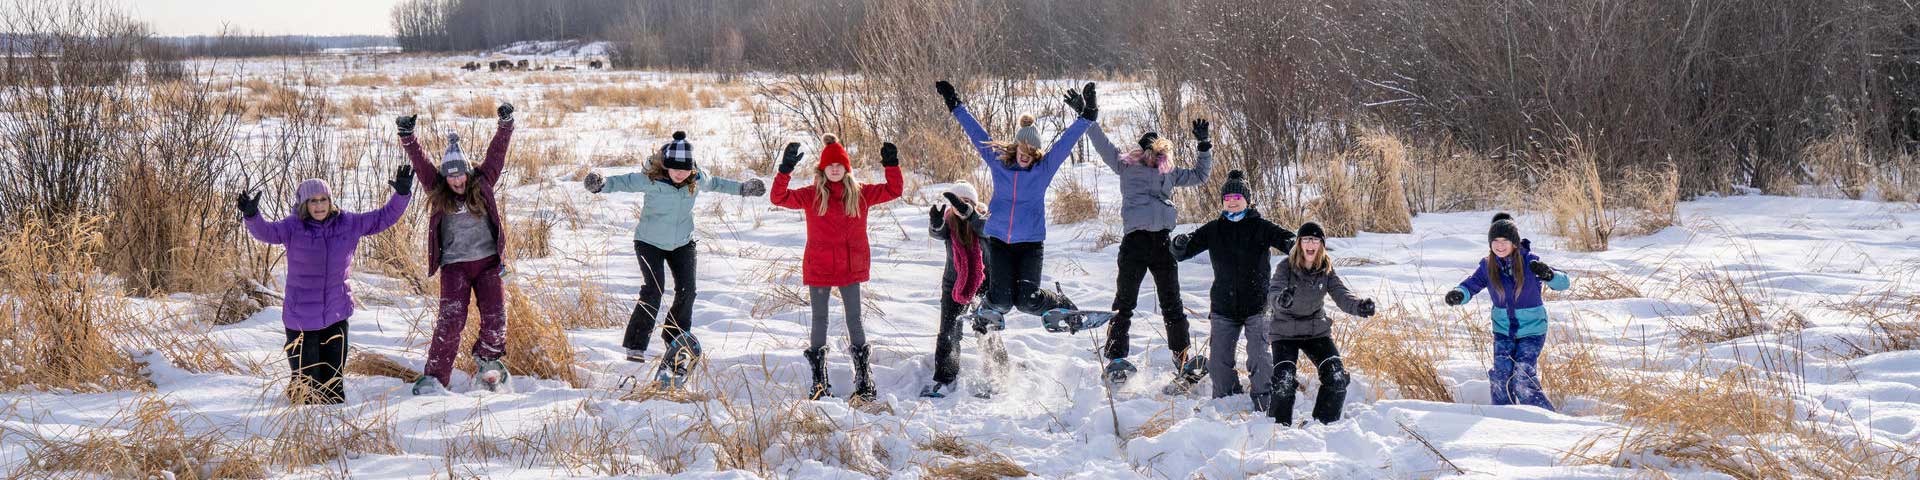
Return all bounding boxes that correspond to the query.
[770,167,904,287]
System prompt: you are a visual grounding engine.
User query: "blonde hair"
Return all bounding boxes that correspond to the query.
[811,134,862,217]
[987,114,1043,168]
[1289,239,1332,274]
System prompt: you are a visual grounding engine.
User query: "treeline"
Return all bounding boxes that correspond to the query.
[153,33,395,58]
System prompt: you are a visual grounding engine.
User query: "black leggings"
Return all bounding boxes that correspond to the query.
[932,290,966,384]
[626,240,697,352]
[1104,230,1188,359]
[1269,336,1349,425]
[284,320,349,404]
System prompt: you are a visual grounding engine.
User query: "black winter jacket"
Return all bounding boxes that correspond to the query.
[1171,208,1295,319]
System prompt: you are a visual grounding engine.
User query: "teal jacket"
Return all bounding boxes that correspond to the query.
[601,172,748,250]
[1453,239,1573,338]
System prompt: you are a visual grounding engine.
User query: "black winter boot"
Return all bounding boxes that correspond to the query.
[850,344,876,402]
[804,346,832,400]
[1270,362,1299,426]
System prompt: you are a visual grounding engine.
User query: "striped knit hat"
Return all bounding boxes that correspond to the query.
[661,131,694,170]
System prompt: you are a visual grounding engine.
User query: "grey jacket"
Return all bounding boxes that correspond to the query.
[1088,123,1212,233]
[1266,261,1365,340]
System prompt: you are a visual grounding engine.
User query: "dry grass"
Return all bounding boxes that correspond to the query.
[449,95,500,118]
[543,84,694,112]
[0,216,149,392]
[263,398,400,469]
[1671,267,1803,345]
[344,350,422,381]
[453,283,584,387]
[1048,175,1101,225]
[1304,153,1364,237]
[1403,136,1512,213]
[1546,270,1644,301]
[1128,406,1179,439]
[1358,128,1413,234]
[17,396,269,479]
[1336,303,1454,402]
[357,204,435,296]
[333,73,391,87]
[509,217,555,260]
[1538,142,1614,252]
[1802,126,1874,200]
[917,433,976,457]
[924,454,1032,480]
[397,71,450,87]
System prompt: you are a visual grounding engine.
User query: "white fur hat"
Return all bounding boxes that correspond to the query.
[948,181,978,202]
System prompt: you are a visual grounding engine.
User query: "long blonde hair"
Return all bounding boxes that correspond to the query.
[811,170,862,218]
[1289,240,1332,274]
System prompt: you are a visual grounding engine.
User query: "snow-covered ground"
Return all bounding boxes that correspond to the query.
[2,55,1917,479]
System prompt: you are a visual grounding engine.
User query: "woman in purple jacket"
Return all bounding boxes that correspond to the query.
[238,167,413,404]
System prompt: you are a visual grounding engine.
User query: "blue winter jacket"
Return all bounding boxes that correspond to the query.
[951,105,1091,244]
[600,172,747,251]
[1453,239,1573,338]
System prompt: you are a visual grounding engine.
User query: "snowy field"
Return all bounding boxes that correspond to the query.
[3,53,1918,479]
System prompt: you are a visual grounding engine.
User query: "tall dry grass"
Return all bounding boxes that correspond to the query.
[1335,303,1455,402]
[0,216,148,392]
[13,397,269,479]
[1048,175,1102,225]
[1357,128,1413,234]
[453,283,583,387]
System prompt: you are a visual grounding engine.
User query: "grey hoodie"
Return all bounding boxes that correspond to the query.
[1266,260,1365,340]
[1087,123,1212,233]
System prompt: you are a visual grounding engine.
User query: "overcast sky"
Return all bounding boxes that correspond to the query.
[126,0,405,36]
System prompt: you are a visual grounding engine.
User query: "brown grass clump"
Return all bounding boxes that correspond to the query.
[1402,136,1510,213]
[0,216,148,392]
[1304,153,1364,237]
[21,397,269,479]
[263,399,400,469]
[1538,142,1614,252]
[924,454,1032,480]
[509,217,555,260]
[1357,128,1413,234]
[543,85,694,112]
[454,283,583,387]
[1801,126,1874,200]
[1545,270,1643,301]
[1336,303,1454,402]
[396,72,449,87]
[1048,175,1101,225]
[344,350,422,381]
[449,95,500,118]
[1672,267,1800,345]
[917,434,976,457]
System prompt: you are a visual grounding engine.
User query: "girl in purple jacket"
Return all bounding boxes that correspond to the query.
[239,167,413,404]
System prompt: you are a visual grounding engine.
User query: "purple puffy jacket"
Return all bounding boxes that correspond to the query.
[245,192,410,331]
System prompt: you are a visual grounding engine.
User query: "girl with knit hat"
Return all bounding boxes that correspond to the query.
[769,135,905,401]
[396,103,517,395]
[238,167,414,404]
[920,181,989,398]
[1442,213,1572,410]
[1168,170,1296,405]
[1080,89,1216,385]
[1262,221,1377,426]
[933,80,1094,332]
[582,131,767,373]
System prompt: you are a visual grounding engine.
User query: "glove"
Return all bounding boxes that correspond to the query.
[236,190,261,219]
[739,178,766,197]
[389,165,414,195]
[396,115,417,137]
[943,192,972,218]
[880,142,899,167]
[1528,260,1556,282]
[583,172,605,193]
[778,142,803,174]
[1277,286,1297,309]
[496,103,515,123]
[1077,82,1098,120]
[1171,233,1191,253]
[1444,289,1466,306]
[1063,88,1086,116]
[1192,119,1212,152]
[1356,299,1376,318]
[928,205,945,227]
[935,80,961,111]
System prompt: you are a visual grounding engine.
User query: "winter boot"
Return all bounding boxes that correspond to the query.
[411,375,444,396]
[803,346,832,400]
[1270,363,1299,425]
[1103,358,1138,385]
[624,348,647,363]
[1250,391,1271,413]
[1310,357,1350,424]
[655,334,703,389]
[1162,350,1210,395]
[850,344,876,402]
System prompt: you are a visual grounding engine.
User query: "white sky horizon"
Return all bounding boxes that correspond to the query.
[124,0,405,37]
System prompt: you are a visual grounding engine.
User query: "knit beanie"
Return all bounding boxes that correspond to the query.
[661,131,695,170]
[1296,221,1325,241]
[293,178,331,215]
[948,181,978,202]
[816,134,851,172]
[439,133,469,177]
[1220,170,1252,199]
[1014,114,1043,150]
[1489,212,1520,243]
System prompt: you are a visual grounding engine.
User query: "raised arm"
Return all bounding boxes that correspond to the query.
[768,172,815,211]
[398,115,442,191]
[1170,119,1214,187]
[477,105,516,186]
[1454,260,1491,302]
[1038,117,1092,176]
[350,191,412,237]
[1086,122,1123,171]
[952,105,1003,170]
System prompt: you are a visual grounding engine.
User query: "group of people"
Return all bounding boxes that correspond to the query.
[242,81,1574,427]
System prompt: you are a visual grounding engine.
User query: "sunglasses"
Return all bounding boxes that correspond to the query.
[1222,194,1246,202]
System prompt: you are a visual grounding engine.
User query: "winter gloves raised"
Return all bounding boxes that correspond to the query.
[880,142,900,168]
[942,192,974,218]
[935,81,962,111]
[1444,289,1466,306]
[739,178,767,197]
[583,172,605,193]
[1192,119,1212,152]
[236,190,262,219]
[1528,260,1556,282]
[396,115,417,137]
[389,165,414,196]
[497,103,515,124]
[1061,82,1098,121]
[778,142,804,174]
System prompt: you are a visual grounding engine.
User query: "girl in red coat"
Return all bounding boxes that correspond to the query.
[769,134,905,401]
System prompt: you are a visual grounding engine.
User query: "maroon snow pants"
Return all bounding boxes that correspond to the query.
[423,255,508,387]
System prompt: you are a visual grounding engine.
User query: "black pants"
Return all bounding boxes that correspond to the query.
[1104,230,1188,359]
[626,240,697,352]
[985,238,1047,314]
[284,320,349,405]
[932,288,966,384]
[1269,336,1348,426]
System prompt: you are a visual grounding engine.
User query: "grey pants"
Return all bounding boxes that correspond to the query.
[1209,313,1273,398]
[808,283,865,349]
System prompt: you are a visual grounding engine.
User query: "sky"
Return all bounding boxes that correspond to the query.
[125,0,405,36]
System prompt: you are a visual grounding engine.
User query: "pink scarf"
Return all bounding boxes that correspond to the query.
[949,235,985,304]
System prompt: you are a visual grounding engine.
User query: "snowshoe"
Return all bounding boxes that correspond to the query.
[1103,358,1138,385]
[411,376,445,396]
[624,348,647,363]
[968,304,1007,334]
[920,381,956,398]
[1042,309,1114,334]
[475,358,510,392]
[1161,353,1209,395]
[653,334,703,389]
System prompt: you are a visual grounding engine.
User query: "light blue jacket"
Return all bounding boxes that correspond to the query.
[601,172,747,250]
[1453,239,1573,338]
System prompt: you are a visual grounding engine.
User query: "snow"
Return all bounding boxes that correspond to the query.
[2,53,1918,478]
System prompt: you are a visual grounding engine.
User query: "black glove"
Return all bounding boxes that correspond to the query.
[1277,286,1297,310]
[943,192,973,218]
[929,205,945,227]
[1444,289,1466,306]
[389,165,413,196]
[880,142,899,167]
[583,172,605,193]
[739,178,766,197]
[1356,299,1376,318]
[1528,260,1556,282]
[496,103,515,123]
[1063,88,1086,116]
[935,81,961,111]
[1078,82,1098,120]
[236,190,261,219]
[1192,119,1212,152]
[1171,233,1191,253]
[778,142,803,174]
[396,115,417,137]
